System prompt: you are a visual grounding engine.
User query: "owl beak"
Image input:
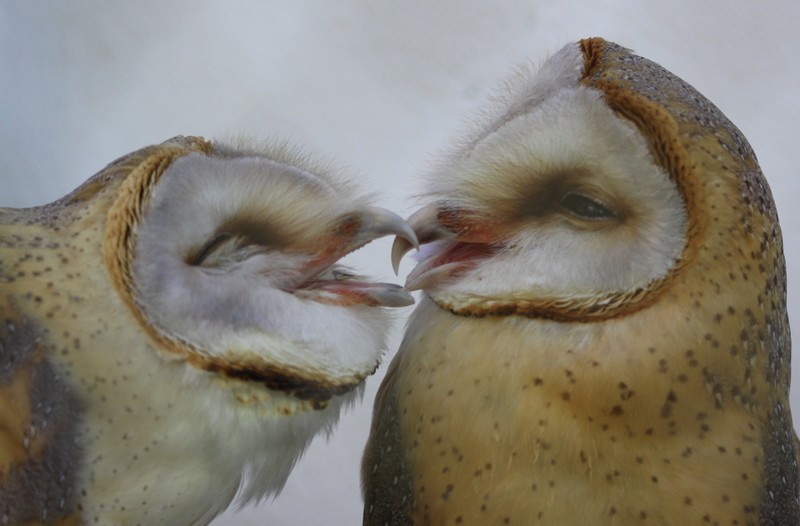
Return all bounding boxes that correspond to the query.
[349,206,420,254]
[294,207,418,307]
[391,203,499,291]
[391,203,453,274]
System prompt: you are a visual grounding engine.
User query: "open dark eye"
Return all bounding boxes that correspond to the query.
[560,192,616,220]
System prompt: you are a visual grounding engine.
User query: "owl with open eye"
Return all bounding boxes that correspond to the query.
[0,135,417,525]
[363,38,799,525]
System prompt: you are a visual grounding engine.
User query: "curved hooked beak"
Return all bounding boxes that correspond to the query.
[391,203,500,291]
[295,207,420,307]
[391,204,453,274]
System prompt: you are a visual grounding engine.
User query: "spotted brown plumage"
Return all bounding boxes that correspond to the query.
[0,136,417,524]
[362,38,799,525]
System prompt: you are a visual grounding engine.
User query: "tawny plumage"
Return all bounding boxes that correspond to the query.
[363,38,799,525]
[0,136,416,525]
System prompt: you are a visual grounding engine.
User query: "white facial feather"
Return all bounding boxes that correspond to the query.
[425,43,688,298]
[133,152,387,380]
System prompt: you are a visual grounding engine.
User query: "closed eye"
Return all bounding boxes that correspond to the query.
[560,192,616,220]
[186,232,238,266]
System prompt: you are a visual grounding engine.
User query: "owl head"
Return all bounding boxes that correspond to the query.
[393,39,786,328]
[96,136,417,406]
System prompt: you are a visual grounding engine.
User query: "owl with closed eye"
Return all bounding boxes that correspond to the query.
[0,135,417,525]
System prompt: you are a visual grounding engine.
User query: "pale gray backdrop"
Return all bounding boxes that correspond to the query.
[2,2,798,524]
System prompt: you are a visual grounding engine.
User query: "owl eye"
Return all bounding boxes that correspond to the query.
[560,192,616,220]
[187,232,238,266]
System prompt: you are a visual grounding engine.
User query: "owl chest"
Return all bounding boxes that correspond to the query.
[44,324,239,523]
[393,315,764,525]
[31,287,262,523]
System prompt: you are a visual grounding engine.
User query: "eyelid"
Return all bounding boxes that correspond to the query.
[186,232,236,266]
[559,190,618,220]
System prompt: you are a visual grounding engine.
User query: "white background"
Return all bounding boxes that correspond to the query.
[2,2,798,524]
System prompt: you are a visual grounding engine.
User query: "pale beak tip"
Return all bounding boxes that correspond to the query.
[391,236,415,275]
[393,289,416,307]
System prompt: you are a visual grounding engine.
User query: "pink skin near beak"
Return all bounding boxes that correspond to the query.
[391,204,500,291]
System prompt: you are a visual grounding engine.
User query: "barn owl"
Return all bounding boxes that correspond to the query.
[0,135,417,525]
[363,38,799,525]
